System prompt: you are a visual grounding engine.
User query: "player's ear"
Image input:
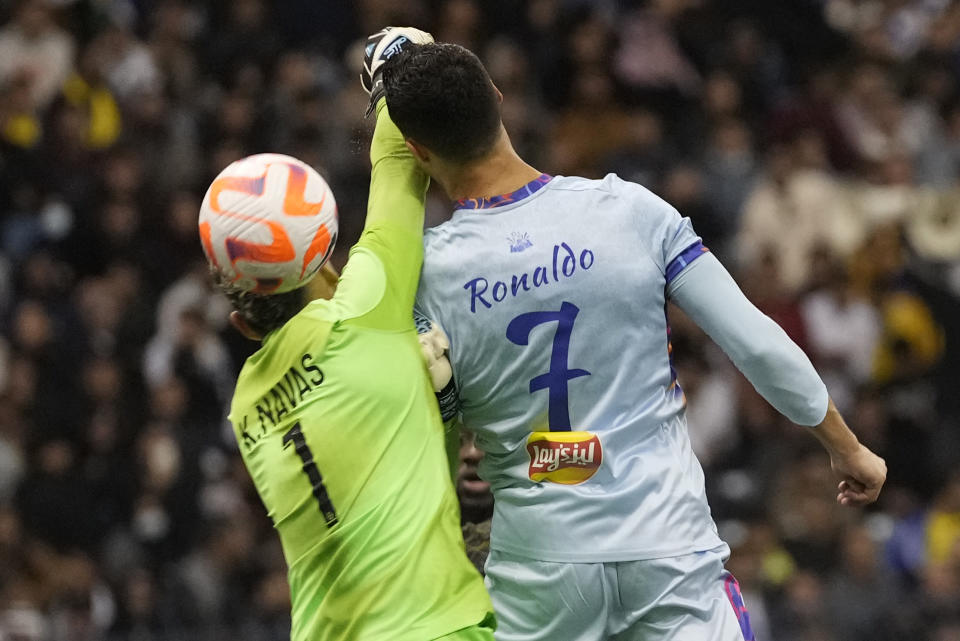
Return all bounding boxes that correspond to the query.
[493,84,503,104]
[405,139,430,164]
[229,311,263,341]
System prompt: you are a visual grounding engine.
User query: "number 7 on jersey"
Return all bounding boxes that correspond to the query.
[506,301,590,431]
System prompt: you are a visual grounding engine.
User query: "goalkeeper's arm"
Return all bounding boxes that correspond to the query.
[339,27,433,331]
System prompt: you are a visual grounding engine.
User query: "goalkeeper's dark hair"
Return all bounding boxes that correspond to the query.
[211,268,308,336]
[382,43,502,163]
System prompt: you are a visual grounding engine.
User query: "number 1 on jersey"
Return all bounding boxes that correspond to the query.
[507,301,590,431]
[283,422,338,527]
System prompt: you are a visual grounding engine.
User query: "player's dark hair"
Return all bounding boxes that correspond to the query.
[382,43,502,163]
[211,268,308,336]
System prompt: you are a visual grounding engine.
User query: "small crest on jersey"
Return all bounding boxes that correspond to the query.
[508,231,533,253]
[526,431,602,484]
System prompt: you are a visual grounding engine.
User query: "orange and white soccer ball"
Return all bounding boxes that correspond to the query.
[198,153,338,294]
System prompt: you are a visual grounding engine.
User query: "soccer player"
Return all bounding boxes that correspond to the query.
[210,29,494,641]
[383,44,887,640]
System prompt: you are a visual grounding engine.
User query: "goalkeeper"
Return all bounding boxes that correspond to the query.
[211,28,494,641]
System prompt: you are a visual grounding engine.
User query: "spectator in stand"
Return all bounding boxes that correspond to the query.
[0,0,74,111]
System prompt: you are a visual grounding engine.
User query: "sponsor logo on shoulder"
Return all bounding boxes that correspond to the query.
[508,231,533,253]
[526,431,602,484]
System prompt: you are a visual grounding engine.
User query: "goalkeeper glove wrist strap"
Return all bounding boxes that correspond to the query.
[436,378,459,423]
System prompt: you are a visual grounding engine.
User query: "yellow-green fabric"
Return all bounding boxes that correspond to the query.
[434,614,497,641]
[228,103,492,641]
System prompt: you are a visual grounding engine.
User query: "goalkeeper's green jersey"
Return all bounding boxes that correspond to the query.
[227,104,492,641]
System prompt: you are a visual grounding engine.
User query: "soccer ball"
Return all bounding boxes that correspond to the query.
[198,153,338,294]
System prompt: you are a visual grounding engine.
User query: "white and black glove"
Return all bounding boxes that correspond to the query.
[360,26,433,117]
[414,311,459,422]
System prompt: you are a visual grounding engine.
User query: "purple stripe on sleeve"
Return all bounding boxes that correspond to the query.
[665,241,709,284]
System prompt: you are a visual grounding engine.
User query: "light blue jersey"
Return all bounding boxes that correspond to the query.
[416,174,724,562]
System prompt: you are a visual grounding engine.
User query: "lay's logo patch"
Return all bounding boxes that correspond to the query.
[526,431,602,484]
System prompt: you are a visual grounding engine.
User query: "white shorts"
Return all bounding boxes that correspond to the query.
[484,544,755,641]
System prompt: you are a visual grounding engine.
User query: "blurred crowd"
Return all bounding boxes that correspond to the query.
[1,0,959,639]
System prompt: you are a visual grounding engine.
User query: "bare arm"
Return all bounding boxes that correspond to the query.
[810,399,887,506]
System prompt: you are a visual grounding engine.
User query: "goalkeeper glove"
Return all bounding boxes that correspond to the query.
[414,311,459,422]
[361,26,433,117]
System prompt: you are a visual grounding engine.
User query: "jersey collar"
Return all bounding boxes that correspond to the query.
[453,174,553,211]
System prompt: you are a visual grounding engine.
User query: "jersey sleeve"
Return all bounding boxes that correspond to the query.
[619,177,707,282]
[667,252,829,426]
[327,100,430,331]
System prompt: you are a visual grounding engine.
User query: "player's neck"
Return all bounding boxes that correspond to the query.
[442,137,542,203]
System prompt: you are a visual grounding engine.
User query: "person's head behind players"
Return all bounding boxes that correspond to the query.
[382,43,506,193]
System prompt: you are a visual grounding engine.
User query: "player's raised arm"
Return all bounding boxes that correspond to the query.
[667,247,886,506]
[362,26,433,242]
[363,99,428,294]
[330,28,432,330]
